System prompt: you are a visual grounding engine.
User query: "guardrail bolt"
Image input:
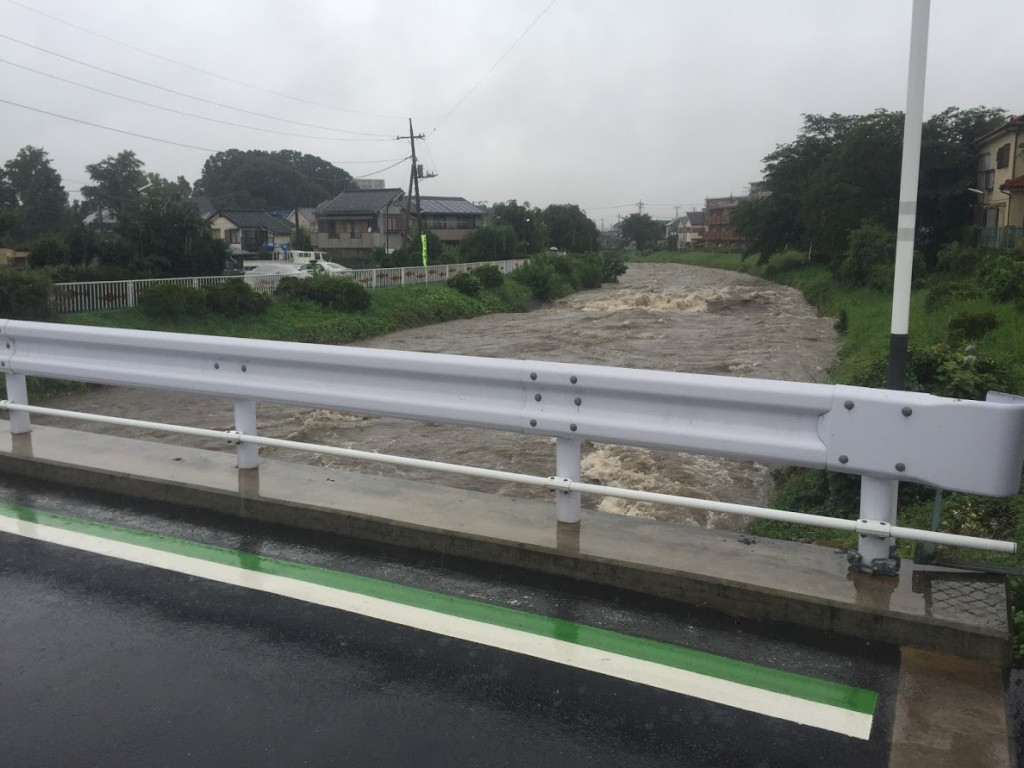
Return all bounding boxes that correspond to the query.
[570,423,578,432]
[570,375,578,384]
[534,394,542,402]
[241,365,247,372]
[895,462,906,472]
[844,400,855,410]
[574,397,582,406]
[214,363,220,370]
[839,455,849,464]
[529,419,537,427]
[530,372,537,381]
[901,407,913,417]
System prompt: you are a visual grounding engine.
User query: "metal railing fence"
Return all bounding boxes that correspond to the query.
[1,320,1022,573]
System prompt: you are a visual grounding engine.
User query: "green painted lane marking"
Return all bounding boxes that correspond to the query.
[0,502,876,717]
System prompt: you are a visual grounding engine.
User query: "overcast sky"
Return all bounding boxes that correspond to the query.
[1,0,1020,225]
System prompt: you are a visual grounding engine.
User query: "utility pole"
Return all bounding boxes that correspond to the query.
[637,200,644,215]
[396,118,437,241]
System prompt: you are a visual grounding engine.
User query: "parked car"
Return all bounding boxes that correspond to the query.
[245,263,307,277]
[299,261,352,276]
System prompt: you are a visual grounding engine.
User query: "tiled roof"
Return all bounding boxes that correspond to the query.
[403,196,483,215]
[1001,174,1024,192]
[686,211,705,225]
[189,196,217,221]
[218,210,293,234]
[315,188,404,217]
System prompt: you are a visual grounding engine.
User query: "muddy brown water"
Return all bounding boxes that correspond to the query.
[40,263,838,530]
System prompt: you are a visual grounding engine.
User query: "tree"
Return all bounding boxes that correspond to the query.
[81,150,147,216]
[196,149,353,210]
[619,213,662,250]
[458,224,519,262]
[1,146,68,244]
[739,107,1009,266]
[117,198,229,277]
[491,200,546,253]
[542,204,599,252]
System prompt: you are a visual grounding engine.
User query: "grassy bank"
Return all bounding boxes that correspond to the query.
[634,250,1024,659]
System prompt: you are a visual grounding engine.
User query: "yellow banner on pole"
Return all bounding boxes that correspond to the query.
[421,234,428,267]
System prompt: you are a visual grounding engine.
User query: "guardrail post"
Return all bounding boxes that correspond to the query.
[4,373,30,434]
[555,437,581,524]
[233,399,259,469]
[851,475,900,575]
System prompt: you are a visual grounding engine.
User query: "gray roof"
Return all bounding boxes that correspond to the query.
[218,210,293,234]
[294,207,317,223]
[685,211,705,225]
[403,196,484,215]
[315,188,404,217]
[189,196,218,221]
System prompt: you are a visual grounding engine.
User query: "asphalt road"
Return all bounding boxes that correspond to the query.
[0,476,899,767]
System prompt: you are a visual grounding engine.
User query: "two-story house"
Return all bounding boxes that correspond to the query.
[404,197,485,246]
[209,211,293,255]
[666,211,705,250]
[974,114,1023,247]
[314,188,406,259]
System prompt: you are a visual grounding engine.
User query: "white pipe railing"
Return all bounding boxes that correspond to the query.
[50,259,524,314]
[1,400,1013,555]
[2,320,1023,568]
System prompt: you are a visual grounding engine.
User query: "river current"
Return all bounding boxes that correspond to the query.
[43,262,838,530]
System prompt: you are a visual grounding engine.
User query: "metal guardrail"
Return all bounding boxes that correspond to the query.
[1,320,1022,571]
[49,260,524,314]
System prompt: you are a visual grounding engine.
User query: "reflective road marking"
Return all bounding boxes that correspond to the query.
[0,503,876,739]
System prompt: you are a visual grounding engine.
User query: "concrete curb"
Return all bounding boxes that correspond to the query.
[0,424,1011,665]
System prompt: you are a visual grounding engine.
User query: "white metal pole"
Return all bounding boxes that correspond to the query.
[889,0,930,389]
[555,437,582,524]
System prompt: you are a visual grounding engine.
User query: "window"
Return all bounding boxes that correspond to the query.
[978,153,992,172]
[349,222,358,238]
[387,215,403,233]
[227,229,239,245]
[996,143,1011,169]
[983,169,996,192]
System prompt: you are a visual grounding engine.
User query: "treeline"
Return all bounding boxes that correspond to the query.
[735,107,1008,263]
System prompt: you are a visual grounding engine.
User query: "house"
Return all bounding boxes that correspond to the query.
[188,196,218,222]
[285,207,319,242]
[703,182,768,249]
[974,114,1023,247]
[314,187,406,257]
[209,210,293,255]
[666,211,705,250]
[404,196,486,245]
[82,207,118,228]
[0,248,29,269]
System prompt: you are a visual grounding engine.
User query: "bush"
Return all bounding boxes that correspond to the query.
[276,276,371,312]
[0,270,54,321]
[833,308,848,335]
[981,254,1024,303]
[447,272,482,296]
[471,264,504,289]
[935,242,983,278]
[923,279,982,312]
[29,234,72,269]
[849,343,1012,400]
[601,252,628,282]
[835,222,894,288]
[138,283,205,320]
[202,279,270,318]
[947,309,999,343]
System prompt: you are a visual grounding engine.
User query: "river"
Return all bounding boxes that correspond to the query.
[41,262,838,530]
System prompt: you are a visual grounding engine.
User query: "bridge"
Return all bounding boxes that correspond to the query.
[0,320,1020,765]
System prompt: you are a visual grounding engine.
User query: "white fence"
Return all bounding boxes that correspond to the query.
[2,320,1023,574]
[50,259,525,314]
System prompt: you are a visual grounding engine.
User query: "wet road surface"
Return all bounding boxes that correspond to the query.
[0,477,897,767]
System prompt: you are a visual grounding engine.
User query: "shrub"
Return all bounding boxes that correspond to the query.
[202,279,270,318]
[947,309,999,343]
[29,234,72,269]
[981,254,1024,303]
[923,280,982,312]
[447,272,482,296]
[601,252,628,282]
[935,242,983,278]
[471,264,504,289]
[276,276,371,312]
[849,343,1012,400]
[138,283,205,320]
[0,270,53,321]
[833,308,848,335]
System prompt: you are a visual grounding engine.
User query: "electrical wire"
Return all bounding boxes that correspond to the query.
[0,33,396,140]
[0,58,394,145]
[0,96,217,151]
[352,156,411,180]
[1,0,404,122]
[431,0,558,134]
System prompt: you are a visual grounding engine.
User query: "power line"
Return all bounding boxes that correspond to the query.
[0,33,396,140]
[1,0,405,122]
[0,96,217,152]
[352,156,412,180]
[431,0,558,134]
[0,58,396,145]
